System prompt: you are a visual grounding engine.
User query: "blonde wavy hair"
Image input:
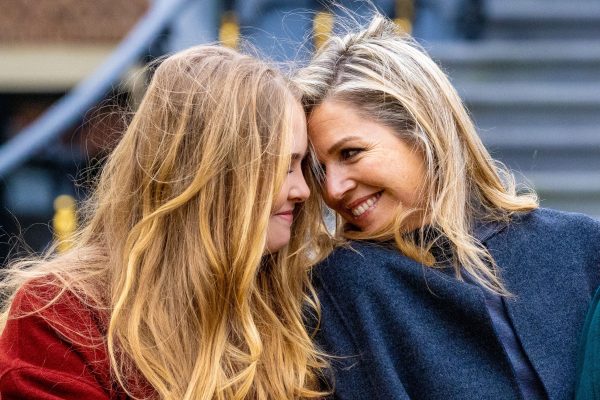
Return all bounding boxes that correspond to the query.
[295,14,538,295]
[1,45,327,399]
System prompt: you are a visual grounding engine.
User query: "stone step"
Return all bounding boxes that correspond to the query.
[478,125,600,173]
[520,171,600,195]
[427,40,600,83]
[491,148,600,176]
[487,0,600,21]
[517,171,600,218]
[429,1,600,218]
[458,82,600,106]
[478,126,600,149]
[454,82,600,128]
[485,0,600,39]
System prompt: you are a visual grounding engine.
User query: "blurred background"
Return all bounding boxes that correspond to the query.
[0,0,599,264]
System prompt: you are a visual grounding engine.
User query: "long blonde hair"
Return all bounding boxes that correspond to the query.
[1,45,327,399]
[295,15,538,295]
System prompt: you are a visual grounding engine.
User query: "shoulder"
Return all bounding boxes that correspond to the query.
[0,280,112,398]
[504,208,600,249]
[495,208,600,292]
[5,279,107,339]
[514,208,600,232]
[490,207,600,265]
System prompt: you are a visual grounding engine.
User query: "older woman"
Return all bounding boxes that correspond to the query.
[296,15,600,399]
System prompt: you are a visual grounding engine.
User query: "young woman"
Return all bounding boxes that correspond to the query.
[295,14,600,399]
[0,45,328,399]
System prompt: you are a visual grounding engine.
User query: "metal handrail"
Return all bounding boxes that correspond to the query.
[0,0,194,179]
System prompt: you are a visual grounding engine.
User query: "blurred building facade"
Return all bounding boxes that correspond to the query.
[0,0,148,262]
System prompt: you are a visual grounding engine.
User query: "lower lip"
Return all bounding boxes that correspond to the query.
[276,213,293,224]
[351,192,382,221]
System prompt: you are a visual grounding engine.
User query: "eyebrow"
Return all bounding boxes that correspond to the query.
[327,136,362,156]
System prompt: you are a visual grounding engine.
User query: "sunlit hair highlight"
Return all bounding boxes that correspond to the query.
[1,45,327,399]
[295,14,538,295]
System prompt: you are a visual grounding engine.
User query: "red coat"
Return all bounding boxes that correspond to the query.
[0,284,131,399]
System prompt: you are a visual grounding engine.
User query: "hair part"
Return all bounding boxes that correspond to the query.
[295,14,538,295]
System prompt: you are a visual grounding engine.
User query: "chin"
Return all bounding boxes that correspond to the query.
[344,216,392,236]
[265,236,291,253]
[347,213,385,233]
[359,224,386,236]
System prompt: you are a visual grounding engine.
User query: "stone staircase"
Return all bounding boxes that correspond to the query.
[426,0,600,218]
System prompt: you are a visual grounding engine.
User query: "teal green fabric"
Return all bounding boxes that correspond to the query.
[576,287,600,399]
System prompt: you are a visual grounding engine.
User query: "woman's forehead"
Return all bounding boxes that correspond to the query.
[308,101,359,134]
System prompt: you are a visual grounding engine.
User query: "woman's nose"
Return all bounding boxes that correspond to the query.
[290,172,311,202]
[325,166,355,201]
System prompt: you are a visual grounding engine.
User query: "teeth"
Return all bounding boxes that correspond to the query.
[350,193,379,217]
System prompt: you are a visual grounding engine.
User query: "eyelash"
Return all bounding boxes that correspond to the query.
[289,158,307,174]
[340,148,363,161]
[313,148,364,182]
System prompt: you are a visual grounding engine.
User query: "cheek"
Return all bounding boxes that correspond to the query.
[266,216,292,253]
[272,184,288,214]
[390,166,427,206]
[321,190,338,210]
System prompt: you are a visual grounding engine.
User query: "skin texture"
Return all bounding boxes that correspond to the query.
[266,103,310,252]
[308,100,427,234]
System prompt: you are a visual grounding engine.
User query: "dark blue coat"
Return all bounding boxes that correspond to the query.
[313,208,600,399]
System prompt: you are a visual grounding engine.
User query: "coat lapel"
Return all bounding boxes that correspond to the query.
[483,217,590,399]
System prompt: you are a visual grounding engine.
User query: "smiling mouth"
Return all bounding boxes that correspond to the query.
[275,210,294,224]
[349,192,382,218]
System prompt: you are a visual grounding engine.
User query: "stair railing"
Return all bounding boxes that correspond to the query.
[0,0,195,179]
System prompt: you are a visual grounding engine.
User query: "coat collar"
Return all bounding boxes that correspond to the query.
[472,219,508,244]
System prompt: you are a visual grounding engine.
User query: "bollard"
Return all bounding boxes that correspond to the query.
[53,195,77,253]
